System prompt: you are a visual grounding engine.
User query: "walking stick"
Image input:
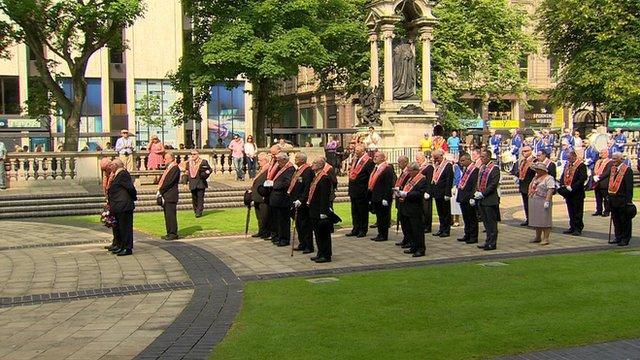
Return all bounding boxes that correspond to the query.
[608,213,613,243]
[396,215,400,235]
[244,204,251,238]
[291,208,298,257]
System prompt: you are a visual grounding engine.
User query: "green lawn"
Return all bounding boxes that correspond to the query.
[586,188,640,198]
[212,251,640,359]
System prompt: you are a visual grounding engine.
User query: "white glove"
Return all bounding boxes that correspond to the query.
[566,186,572,192]
[444,196,451,201]
[585,159,592,165]
[452,188,458,196]
[392,187,399,192]
[293,200,301,208]
[544,201,550,209]
[514,179,520,185]
[263,180,274,187]
[469,199,476,206]
[424,192,431,200]
[320,214,328,219]
[382,199,389,207]
[399,191,407,198]
[593,176,600,182]
[474,191,484,200]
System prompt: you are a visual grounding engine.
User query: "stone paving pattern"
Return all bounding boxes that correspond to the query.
[0,194,637,359]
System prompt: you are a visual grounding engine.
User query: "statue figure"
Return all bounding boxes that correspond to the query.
[356,87,382,126]
[392,39,416,99]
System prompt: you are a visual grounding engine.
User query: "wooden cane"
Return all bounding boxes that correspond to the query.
[291,208,298,257]
[608,213,613,243]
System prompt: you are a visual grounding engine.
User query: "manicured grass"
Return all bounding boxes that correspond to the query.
[212,251,640,359]
[586,188,640,198]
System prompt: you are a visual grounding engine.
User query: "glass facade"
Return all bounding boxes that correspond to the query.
[0,76,20,115]
[56,78,104,149]
[207,82,245,147]
[134,79,178,148]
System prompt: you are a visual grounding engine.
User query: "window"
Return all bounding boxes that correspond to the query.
[0,77,20,115]
[300,107,314,128]
[519,54,528,79]
[59,78,102,116]
[549,57,559,79]
[113,80,127,105]
[134,79,179,147]
[326,104,338,128]
[207,82,246,146]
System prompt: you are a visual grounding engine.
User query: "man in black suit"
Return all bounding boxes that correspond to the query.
[474,149,501,251]
[158,152,181,240]
[416,152,434,234]
[512,146,536,226]
[608,152,634,246]
[456,153,479,244]
[368,151,396,241]
[265,152,295,246]
[397,162,429,257]
[107,159,137,256]
[183,149,211,217]
[592,149,613,217]
[536,150,557,179]
[289,152,315,253]
[346,144,375,237]
[308,157,334,263]
[394,155,411,247]
[250,153,271,238]
[558,150,588,236]
[431,149,454,237]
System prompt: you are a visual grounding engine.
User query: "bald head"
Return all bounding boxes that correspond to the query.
[397,155,409,170]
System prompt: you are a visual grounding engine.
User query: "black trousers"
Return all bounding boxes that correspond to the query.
[520,192,529,220]
[611,206,632,244]
[435,198,451,233]
[460,201,479,241]
[373,201,391,239]
[111,226,120,247]
[595,188,610,214]
[312,218,332,259]
[398,210,410,244]
[565,196,585,232]
[401,213,425,252]
[273,206,291,243]
[268,205,278,236]
[350,196,369,235]
[163,202,178,237]
[480,204,499,247]
[191,189,205,215]
[255,202,269,236]
[423,198,433,232]
[114,211,134,250]
[295,206,313,250]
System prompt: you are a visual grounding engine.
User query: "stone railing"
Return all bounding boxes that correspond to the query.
[3,152,79,184]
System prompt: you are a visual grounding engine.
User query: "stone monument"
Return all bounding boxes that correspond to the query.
[360,0,439,147]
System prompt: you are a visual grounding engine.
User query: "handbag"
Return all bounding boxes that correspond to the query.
[156,194,164,207]
[626,203,637,219]
[100,204,117,228]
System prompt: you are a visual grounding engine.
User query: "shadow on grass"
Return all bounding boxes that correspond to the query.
[178,225,204,237]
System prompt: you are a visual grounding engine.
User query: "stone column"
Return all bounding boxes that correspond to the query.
[369,32,379,89]
[419,28,434,108]
[381,24,395,103]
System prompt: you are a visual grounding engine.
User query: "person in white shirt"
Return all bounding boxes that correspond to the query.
[363,126,381,154]
[115,129,135,171]
[244,135,258,179]
[573,130,583,150]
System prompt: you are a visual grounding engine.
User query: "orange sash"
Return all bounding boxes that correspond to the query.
[323,163,333,175]
[157,162,177,189]
[594,158,612,177]
[307,171,326,204]
[349,154,371,180]
[563,159,581,186]
[458,164,476,189]
[188,158,203,178]
[395,169,410,188]
[477,163,496,192]
[367,162,388,190]
[287,163,310,194]
[608,163,629,194]
[402,173,426,192]
[271,161,293,182]
[432,160,452,184]
[266,159,279,180]
[518,157,534,180]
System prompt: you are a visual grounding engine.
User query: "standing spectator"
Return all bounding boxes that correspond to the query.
[558,150,588,236]
[449,154,462,227]
[107,159,137,256]
[147,135,165,170]
[363,126,381,153]
[228,134,245,180]
[419,132,432,159]
[608,152,634,246]
[0,141,7,190]
[244,135,257,179]
[592,149,613,217]
[489,130,501,161]
[528,163,556,245]
[115,129,135,171]
[557,140,572,172]
[561,128,574,148]
[432,134,448,152]
[456,153,479,244]
[510,129,522,158]
[447,130,461,159]
[325,135,339,170]
[309,157,335,263]
[158,153,181,240]
[612,128,627,153]
[474,149,501,251]
[367,151,396,242]
[184,149,211,218]
[573,130,583,150]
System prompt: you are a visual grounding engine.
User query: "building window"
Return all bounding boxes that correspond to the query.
[134,79,178,147]
[519,55,528,79]
[0,77,20,115]
[207,82,246,147]
[300,107,314,128]
[326,104,338,128]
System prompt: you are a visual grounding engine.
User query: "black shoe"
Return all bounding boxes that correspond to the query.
[195,214,202,218]
[432,231,443,237]
[395,241,404,246]
[115,248,133,256]
[251,233,262,238]
[571,231,582,236]
[609,239,620,244]
[465,239,478,244]
[371,236,387,242]
[592,212,602,216]
[277,241,290,247]
[424,229,432,234]
[483,246,497,251]
[520,221,529,226]
[293,246,305,251]
[109,247,122,253]
[302,249,314,254]
[310,256,319,261]
[477,244,487,249]
[403,249,415,254]
[370,223,378,228]
[164,235,179,241]
[356,233,367,238]
[617,241,630,247]
[105,244,117,251]
[562,229,574,234]
[401,243,412,249]
[412,251,425,257]
[602,212,610,217]
[314,257,331,263]
[345,232,358,237]
[457,237,468,242]
[439,232,450,238]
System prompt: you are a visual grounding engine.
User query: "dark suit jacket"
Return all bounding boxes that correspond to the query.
[308,175,332,219]
[186,160,211,190]
[348,157,375,199]
[456,167,479,203]
[159,165,181,203]
[594,161,613,190]
[269,166,295,208]
[369,166,396,203]
[513,159,536,194]
[547,161,557,179]
[395,171,411,211]
[399,177,429,218]
[420,164,434,196]
[326,165,338,201]
[252,170,268,203]
[478,165,501,206]
[108,170,137,213]
[431,162,453,199]
[561,163,588,198]
[608,167,634,208]
[289,166,314,205]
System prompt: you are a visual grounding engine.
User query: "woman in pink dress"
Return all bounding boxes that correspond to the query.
[147,135,165,170]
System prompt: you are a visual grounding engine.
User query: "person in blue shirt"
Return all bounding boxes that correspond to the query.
[557,140,572,170]
[510,129,522,157]
[561,128,574,148]
[489,129,502,157]
[613,128,627,153]
[447,130,461,159]
[450,157,463,227]
[583,138,599,172]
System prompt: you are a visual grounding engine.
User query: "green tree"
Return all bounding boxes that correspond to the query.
[432,0,536,128]
[172,0,368,146]
[0,0,146,150]
[135,94,165,143]
[537,0,640,117]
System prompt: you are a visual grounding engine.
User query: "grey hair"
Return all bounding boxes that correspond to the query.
[397,155,409,163]
[295,152,308,162]
[407,161,420,171]
[257,152,269,161]
[612,152,624,159]
[275,152,289,161]
[314,156,326,168]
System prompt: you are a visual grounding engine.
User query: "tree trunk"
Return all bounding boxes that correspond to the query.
[255,80,269,147]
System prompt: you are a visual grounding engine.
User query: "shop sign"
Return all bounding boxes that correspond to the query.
[608,118,640,130]
[489,119,519,129]
[7,118,43,128]
[459,118,484,129]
